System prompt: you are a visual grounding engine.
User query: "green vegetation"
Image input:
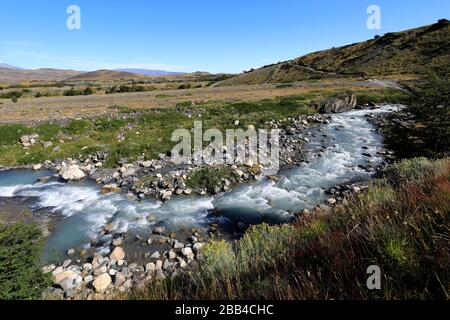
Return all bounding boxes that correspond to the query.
[0,90,23,100]
[63,86,94,96]
[105,84,146,94]
[129,157,450,300]
[0,223,51,300]
[0,94,318,167]
[382,68,449,159]
[186,167,240,193]
[354,88,408,105]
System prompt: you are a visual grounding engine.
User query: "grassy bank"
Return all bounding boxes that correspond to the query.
[0,87,406,167]
[129,157,449,300]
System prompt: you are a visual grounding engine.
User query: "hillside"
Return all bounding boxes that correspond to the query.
[66,69,152,81]
[217,19,450,86]
[0,67,83,84]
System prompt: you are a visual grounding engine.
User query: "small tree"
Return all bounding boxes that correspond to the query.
[407,67,450,156]
[0,223,51,300]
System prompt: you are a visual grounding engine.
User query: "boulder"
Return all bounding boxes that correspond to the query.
[60,165,86,181]
[318,94,357,114]
[42,141,53,148]
[109,247,125,261]
[59,277,76,292]
[153,227,166,235]
[92,273,112,293]
[327,198,337,205]
[114,272,126,286]
[181,247,194,259]
[141,161,152,168]
[193,243,204,252]
[54,270,78,284]
[150,251,161,259]
[145,262,156,273]
[121,167,136,178]
[101,184,121,194]
[20,135,30,144]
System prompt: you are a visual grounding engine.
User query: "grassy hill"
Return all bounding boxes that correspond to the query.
[0,68,83,84]
[217,19,450,86]
[66,69,152,81]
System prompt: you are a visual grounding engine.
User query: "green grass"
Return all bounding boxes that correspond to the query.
[354,88,409,105]
[128,157,450,300]
[0,95,316,167]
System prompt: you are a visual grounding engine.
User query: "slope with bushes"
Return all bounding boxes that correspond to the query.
[217,19,450,86]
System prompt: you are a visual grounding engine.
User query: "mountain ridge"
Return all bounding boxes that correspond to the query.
[216,19,450,86]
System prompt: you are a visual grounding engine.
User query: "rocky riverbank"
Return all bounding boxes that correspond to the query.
[9,113,332,203]
[42,226,205,300]
[1,99,403,300]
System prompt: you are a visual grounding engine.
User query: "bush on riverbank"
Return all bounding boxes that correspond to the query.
[0,223,51,300]
[382,68,449,159]
[186,167,240,194]
[129,157,449,300]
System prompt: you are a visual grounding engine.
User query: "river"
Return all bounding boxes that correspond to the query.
[0,105,398,263]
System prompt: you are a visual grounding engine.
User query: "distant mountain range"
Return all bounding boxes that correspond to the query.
[114,68,184,76]
[216,19,450,86]
[0,66,187,83]
[0,63,24,70]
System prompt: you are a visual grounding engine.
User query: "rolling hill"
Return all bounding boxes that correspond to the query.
[66,69,152,81]
[216,19,450,86]
[0,67,83,84]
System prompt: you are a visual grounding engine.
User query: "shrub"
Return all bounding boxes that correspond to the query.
[407,68,450,156]
[186,167,239,193]
[0,91,22,99]
[64,119,92,135]
[0,223,51,300]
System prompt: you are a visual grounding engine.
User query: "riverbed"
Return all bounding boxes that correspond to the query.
[0,105,399,264]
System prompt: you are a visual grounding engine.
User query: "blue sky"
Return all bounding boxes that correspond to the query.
[0,0,449,73]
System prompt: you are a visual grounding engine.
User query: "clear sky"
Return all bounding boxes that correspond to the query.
[0,0,449,73]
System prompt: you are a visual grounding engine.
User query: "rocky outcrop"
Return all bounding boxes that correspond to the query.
[318,94,357,114]
[20,133,39,148]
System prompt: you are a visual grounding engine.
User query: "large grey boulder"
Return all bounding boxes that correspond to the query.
[318,94,357,114]
[92,273,112,293]
[59,165,86,181]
